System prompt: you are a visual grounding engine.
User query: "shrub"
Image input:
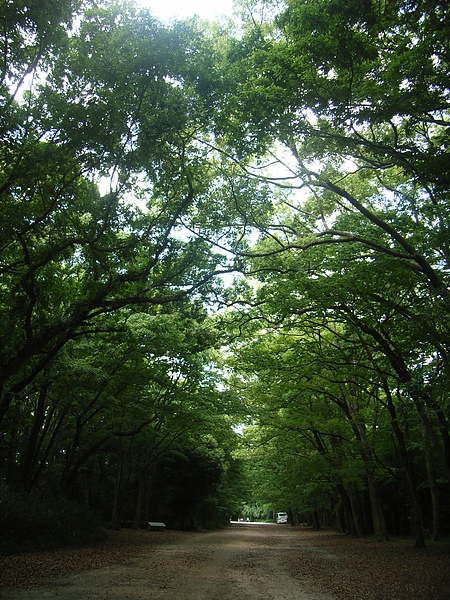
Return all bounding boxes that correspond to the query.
[0,484,106,555]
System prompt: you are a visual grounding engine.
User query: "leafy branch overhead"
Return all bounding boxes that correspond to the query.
[1,0,450,546]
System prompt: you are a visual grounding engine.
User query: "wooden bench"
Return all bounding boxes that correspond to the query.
[148,521,166,531]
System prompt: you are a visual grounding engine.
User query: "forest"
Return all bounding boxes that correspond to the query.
[0,0,449,553]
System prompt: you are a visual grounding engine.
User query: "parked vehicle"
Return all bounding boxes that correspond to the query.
[276,512,288,524]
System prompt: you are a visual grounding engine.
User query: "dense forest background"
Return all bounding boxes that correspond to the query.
[1,0,449,552]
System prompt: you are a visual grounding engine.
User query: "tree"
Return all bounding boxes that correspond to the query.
[3,0,449,549]
[0,2,247,546]
[0,1,236,425]
[208,0,450,546]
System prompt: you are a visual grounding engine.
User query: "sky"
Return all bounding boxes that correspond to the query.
[138,0,235,22]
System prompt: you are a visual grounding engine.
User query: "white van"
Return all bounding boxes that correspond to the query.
[276,512,288,524]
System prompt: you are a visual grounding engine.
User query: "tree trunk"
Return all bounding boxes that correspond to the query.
[111,459,123,526]
[133,471,146,529]
[387,390,425,548]
[402,468,425,548]
[347,482,365,536]
[366,470,389,540]
[422,422,442,540]
[311,510,320,529]
[350,414,388,540]
[339,387,389,540]
[22,387,48,491]
[412,390,450,483]
[335,484,356,534]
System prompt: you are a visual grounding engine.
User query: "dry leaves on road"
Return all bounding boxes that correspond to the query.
[0,529,188,590]
[284,529,450,600]
[1,526,449,600]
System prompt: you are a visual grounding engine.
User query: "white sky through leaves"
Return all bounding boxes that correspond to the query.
[138,0,234,22]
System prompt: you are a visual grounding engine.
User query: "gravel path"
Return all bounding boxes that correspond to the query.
[1,524,449,599]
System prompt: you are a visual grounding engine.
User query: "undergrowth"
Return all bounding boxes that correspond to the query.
[0,484,106,555]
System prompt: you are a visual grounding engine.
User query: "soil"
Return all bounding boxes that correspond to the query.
[1,523,449,600]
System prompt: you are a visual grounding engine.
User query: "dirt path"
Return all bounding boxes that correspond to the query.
[1,524,333,600]
[1,523,449,599]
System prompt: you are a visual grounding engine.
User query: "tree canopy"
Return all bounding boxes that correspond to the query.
[0,0,449,551]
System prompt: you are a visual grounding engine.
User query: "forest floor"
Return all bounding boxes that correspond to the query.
[0,523,449,600]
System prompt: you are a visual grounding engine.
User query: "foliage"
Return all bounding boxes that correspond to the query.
[217,0,450,544]
[1,0,450,551]
[0,483,105,555]
[0,0,247,548]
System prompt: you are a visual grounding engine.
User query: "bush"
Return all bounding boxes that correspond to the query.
[0,484,106,555]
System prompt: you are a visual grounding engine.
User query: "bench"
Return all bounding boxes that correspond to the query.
[148,521,166,531]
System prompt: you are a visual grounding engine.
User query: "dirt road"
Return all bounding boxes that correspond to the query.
[1,523,449,599]
[1,523,333,600]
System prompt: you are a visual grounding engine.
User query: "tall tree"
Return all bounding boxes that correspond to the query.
[207,0,450,545]
[0,1,234,426]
